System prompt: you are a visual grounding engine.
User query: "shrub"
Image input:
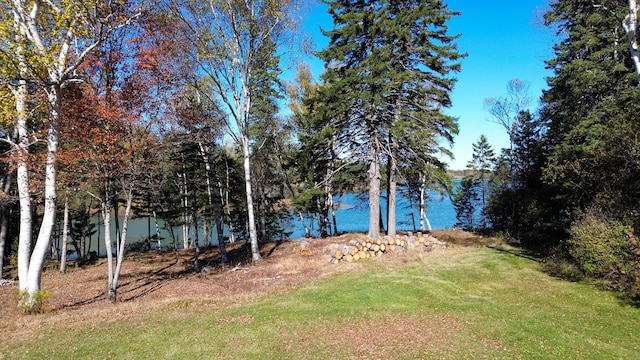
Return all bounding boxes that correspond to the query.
[568,213,639,292]
[15,289,52,314]
[543,245,584,282]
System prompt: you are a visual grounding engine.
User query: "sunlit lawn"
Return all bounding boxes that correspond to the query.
[3,246,639,359]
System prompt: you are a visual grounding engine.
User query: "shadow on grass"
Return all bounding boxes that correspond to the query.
[65,261,180,308]
[64,240,284,307]
[488,245,541,262]
[500,245,640,309]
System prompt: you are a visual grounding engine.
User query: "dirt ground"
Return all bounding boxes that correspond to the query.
[0,230,486,343]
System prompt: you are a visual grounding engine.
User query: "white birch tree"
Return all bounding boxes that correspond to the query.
[0,0,136,311]
[171,0,300,261]
[624,0,640,83]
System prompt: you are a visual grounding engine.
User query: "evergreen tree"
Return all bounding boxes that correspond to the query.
[541,0,640,227]
[318,0,463,239]
[287,64,361,237]
[486,112,554,245]
[453,177,479,231]
[511,110,545,191]
[249,38,293,242]
[466,134,495,228]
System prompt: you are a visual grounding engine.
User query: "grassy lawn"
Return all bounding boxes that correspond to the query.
[2,246,639,359]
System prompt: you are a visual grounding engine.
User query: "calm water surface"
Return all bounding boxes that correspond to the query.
[72,189,457,256]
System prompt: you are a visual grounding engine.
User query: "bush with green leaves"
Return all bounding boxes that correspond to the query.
[568,213,639,293]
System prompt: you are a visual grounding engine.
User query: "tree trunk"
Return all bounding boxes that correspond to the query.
[146,198,151,251]
[321,163,334,237]
[0,171,11,279]
[386,136,397,237]
[153,210,162,249]
[241,135,261,261]
[332,206,338,235]
[256,191,267,242]
[199,142,214,247]
[101,189,115,301]
[192,208,200,250]
[109,185,134,302]
[222,158,235,243]
[180,166,190,249]
[325,190,334,236]
[192,207,200,271]
[419,174,432,231]
[317,196,328,238]
[202,220,208,247]
[50,220,59,261]
[387,100,400,237]
[215,212,228,263]
[60,191,69,273]
[624,0,640,84]
[15,75,32,294]
[113,193,120,255]
[22,83,61,308]
[296,211,311,238]
[368,140,381,240]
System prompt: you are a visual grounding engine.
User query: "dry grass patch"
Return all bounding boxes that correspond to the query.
[304,312,510,359]
[0,237,358,342]
[430,228,503,247]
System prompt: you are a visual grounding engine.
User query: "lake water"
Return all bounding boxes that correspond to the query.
[288,191,456,239]
[71,189,457,256]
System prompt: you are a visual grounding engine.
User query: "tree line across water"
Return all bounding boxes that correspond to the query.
[1,0,640,311]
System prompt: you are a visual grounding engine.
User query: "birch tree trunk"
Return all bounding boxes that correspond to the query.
[14,75,32,292]
[242,134,261,261]
[624,0,640,84]
[101,190,114,300]
[60,191,69,273]
[296,211,311,238]
[325,190,334,236]
[110,186,133,301]
[419,174,432,231]
[8,0,133,311]
[179,165,190,249]
[153,210,162,249]
[321,163,334,237]
[19,82,60,308]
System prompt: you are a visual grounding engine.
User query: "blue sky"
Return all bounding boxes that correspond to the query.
[299,0,556,170]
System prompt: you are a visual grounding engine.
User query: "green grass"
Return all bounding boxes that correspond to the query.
[2,246,639,359]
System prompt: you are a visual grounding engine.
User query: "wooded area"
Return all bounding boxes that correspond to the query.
[1,0,640,312]
[453,0,640,301]
[0,0,462,312]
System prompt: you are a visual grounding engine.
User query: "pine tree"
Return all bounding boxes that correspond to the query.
[453,177,479,231]
[541,0,640,224]
[466,135,495,228]
[318,0,463,239]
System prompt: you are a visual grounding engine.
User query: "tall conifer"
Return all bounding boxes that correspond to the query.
[318,0,463,238]
[542,1,640,222]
